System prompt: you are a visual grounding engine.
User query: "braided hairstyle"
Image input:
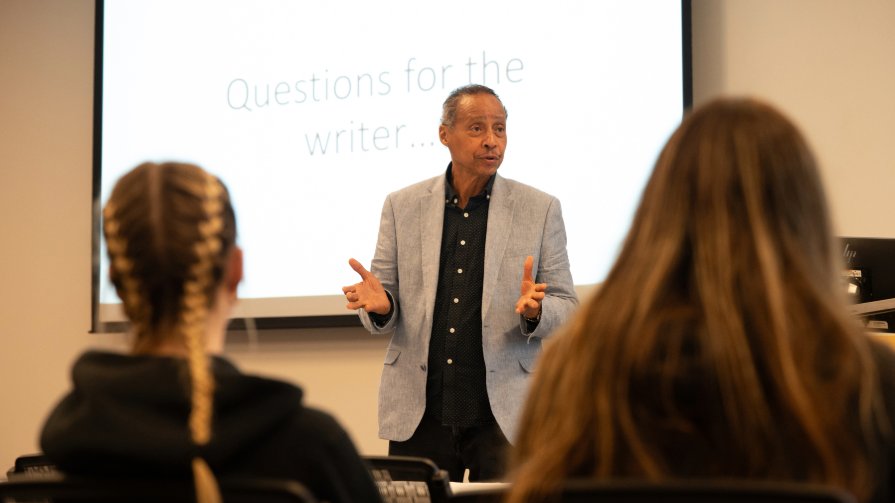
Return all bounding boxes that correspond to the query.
[103,162,236,503]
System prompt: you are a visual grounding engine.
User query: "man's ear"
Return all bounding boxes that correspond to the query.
[439,124,448,145]
[225,246,243,295]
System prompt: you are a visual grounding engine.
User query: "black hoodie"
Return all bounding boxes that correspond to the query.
[40,351,382,503]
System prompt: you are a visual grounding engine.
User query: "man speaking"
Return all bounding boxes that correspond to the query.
[343,84,577,481]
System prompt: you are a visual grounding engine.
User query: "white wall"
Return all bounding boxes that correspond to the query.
[1,0,100,470]
[691,0,895,237]
[2,0,894,473]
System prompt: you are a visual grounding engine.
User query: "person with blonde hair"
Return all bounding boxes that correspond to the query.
[40,162,381,503]
[507,98,895,503]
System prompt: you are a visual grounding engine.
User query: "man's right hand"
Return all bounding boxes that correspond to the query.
[342,258,392,315]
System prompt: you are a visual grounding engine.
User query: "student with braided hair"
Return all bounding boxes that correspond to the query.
[40,162,381,503]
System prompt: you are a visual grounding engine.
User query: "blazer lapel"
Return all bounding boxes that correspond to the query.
[483,175,515,321]
[420,177,445,327]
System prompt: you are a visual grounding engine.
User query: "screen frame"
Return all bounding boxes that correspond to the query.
[89,0,694,333]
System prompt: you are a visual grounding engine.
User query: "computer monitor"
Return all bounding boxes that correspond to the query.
[840,236,895,332]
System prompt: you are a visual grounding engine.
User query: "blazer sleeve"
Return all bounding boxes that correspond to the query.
[521,196,578,339]
[357,193,401,334]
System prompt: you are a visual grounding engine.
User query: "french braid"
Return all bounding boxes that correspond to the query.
[180,172,225,503]
[103,203,151,339]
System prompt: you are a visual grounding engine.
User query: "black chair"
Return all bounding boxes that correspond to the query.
[365,455,452,503]
[449,478,857,503]
[0,473,317,503]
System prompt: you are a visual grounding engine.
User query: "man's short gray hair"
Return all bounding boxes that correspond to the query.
[440,84,507,128]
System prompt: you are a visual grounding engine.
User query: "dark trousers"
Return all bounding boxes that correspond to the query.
[388,414,510,482]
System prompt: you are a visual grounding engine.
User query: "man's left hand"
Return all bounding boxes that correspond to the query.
[515,255,546,319]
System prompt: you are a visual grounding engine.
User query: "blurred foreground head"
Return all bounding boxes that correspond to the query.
[509,98,887,503]
[103,161,240,503]
[103,162,238,351]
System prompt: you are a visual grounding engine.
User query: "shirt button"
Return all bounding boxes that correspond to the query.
[457,268,463,274]
[463,212,469,218]
[449,328,455,333]
[453,298,459,303]
[447,358,453,365]
[460,240,466,246]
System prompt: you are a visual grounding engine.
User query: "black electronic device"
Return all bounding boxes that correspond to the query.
[840,236,895,332]
[365,455,452,503]
[6,453,57,480]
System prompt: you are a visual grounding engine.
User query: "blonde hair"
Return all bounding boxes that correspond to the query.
[507,98,887,502]
[103,162,236,503]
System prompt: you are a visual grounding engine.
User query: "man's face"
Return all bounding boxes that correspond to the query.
[439,93,507,181]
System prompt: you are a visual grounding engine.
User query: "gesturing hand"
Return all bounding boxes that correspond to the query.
[342,258,392,315]
[515,255,547,319]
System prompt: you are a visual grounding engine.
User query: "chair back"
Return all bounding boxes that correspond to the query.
[0,473,317,503]
[449,479,858,503]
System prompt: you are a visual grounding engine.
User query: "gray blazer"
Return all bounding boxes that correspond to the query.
[358,173,578,443]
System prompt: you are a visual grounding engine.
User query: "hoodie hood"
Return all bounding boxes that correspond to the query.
[40,351,303,476]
